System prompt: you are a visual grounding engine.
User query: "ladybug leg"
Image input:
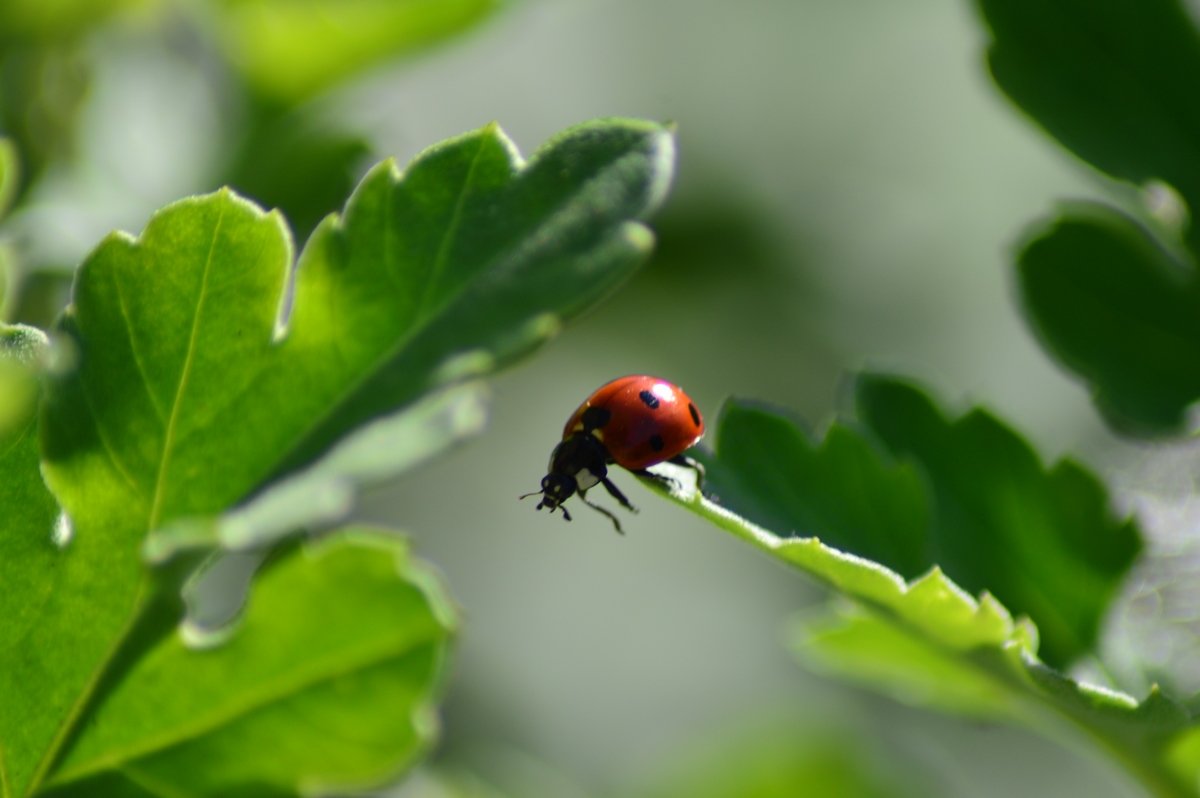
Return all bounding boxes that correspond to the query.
[579,490,626,535]
[600,476,639,514]
[669,454,706,490]
[633,469,678,490]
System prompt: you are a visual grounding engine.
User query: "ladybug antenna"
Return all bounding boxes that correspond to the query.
[518,489,573,521]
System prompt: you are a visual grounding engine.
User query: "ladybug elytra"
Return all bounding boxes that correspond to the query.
[521,375,705,533]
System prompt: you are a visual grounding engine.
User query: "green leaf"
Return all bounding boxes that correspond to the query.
[695,380,1140,668]
[223,111,371,241]
[1017,203,1200,434]
[854,375,1142,667]
[636,720,918,798]
[0,48,90,195]
[652,468,1195,798]
[145,381,488,560]
[794,605,1196,798]
[0,0,144,42]
[0,324,76,798]
[695,401,931,577]
[41,528,456,797]
[0,245,13,325]
[5,269,74,330]
[650,386,1191,797]
[43,119,673,536]
[17,120,671,798]
[974,0,1200,217]
[0,323,46,433]
[212,0,499,103]
[0,138,16,322]
[0,138,17,219]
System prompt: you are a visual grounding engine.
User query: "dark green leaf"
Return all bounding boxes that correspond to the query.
[695,400,930,577]
[1017,203,1200,434]
[693,378,1140,668]
[854,375,1141,667]
[974,0,1200,216]
[42,529,456,797]
[0,47,90,195]
[223,111,371,242]
[5,269,74,330]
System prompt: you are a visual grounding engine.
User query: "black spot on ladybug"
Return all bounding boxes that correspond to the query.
[649,434,665,452]
[582,406,612,431]
[688,403,701,427]
[638,390,660,409]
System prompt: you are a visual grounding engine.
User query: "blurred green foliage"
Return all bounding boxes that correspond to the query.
[210,0,498,104]
[1017,203,1200,434]
[976,0,1200,434]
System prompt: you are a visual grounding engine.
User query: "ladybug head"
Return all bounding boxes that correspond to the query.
[519,473,576,521]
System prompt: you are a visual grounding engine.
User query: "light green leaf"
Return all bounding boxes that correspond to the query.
[0,323,74,798]
[16,120,671,798]
[0,0,145,41]
[213,0,499,102]
[796,606,1194,798]
[0,323,46,434]
[43,119,673,538]
[145,381,489,559]
[41,529,456,797]
[0,140,15,321]
[653,479,1195,798]
[634,718,922,798]
[0,138,17,219]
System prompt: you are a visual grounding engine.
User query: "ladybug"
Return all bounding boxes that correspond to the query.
[521,375,705,533]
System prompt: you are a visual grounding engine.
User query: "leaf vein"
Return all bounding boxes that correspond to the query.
[54,635,442,786]
[110,262,167,424]
[410,133,489,324]
[148,203,227,530]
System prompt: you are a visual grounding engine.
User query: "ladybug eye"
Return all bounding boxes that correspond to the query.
[638,390,660,409]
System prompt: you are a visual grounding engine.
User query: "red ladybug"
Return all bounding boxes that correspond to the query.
[521,375,705,533]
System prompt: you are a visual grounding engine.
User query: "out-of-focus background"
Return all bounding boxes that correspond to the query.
[3,0,1155,795]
